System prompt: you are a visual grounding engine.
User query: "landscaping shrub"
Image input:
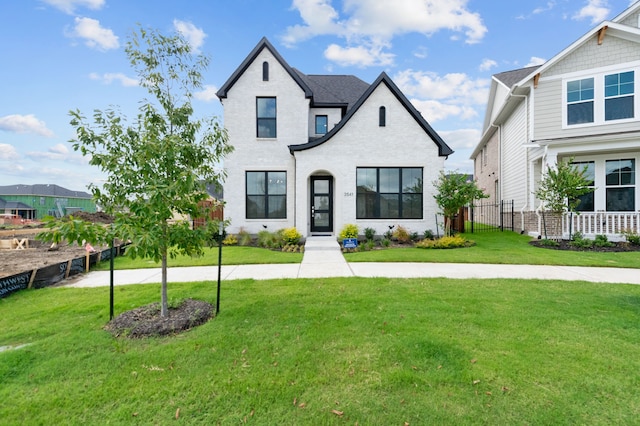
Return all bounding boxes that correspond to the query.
[570,232,593,249]
[237,228,252,246]
[364,227,376,241]
[339,223,359,240]
[281,227,302,245]
[594,234,614,248]
[257,230,283,249]
[622,229,640,245]
[416,235,473,249]
[539,238,560,247]
[392,225,411,243]
[423,229,435,240]
[222,233,238,246]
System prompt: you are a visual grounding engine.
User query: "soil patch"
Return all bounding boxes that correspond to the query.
[105,299,214,338]
[529,239,640,252]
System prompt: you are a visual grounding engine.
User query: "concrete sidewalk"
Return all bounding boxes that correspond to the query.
[63,236,640,288]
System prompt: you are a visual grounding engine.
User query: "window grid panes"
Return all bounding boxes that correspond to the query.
[246,171,286,219]
[315,115,328,134]
[605,159,635,212]
[256,97,276,138]
[605,71,634,121]
[571,161,595,212]
[356,167,423,219]
[567,78,594,125]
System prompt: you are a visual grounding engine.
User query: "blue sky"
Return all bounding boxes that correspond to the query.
[1,0,637,192]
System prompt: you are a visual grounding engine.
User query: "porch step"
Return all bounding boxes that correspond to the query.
[299,236,352,278]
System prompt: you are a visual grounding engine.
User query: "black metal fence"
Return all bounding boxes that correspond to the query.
[465,200,514,233]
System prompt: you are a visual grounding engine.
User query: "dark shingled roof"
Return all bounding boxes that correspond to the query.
[0,184,91,199]
[494,65,542,88]
[0,197,35,210]
[292,69,369,111]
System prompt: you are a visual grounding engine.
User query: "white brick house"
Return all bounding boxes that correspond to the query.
[217,38,453,237]
[472,3,640,239]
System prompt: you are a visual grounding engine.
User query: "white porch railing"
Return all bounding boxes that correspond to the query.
[562,212,640,241]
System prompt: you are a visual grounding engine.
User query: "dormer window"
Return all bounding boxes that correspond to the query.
[262,61,269,81]
[379,106,386,127]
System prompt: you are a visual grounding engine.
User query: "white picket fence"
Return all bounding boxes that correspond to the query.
[562,212,639,241]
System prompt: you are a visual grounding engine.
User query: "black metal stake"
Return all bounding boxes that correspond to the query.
[109,237,114,320]
[216,222,223,315]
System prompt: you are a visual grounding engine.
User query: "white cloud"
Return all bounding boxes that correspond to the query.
[479,59,497,71]
[573,0,610,24]
[27,144,88,164]
[89,72,138,87]
[173,19,207,53]
[438,128,481,150]
[283,0,487,68]
[0,143,20,161]
[42,0,104,15]
[526,56,546,67]
[194,85,219,102]
[324,43,394,67]
[0,114,55,137]
[68,17,119,50]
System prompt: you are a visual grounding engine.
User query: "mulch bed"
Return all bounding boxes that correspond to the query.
[105,298,214,338]
[528,239,640,252]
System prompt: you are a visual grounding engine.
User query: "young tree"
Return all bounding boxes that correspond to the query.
[433,171,488,236]
[69,27,233,317]
[535,159,593,239]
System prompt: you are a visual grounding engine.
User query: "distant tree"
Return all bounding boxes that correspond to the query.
[535,159,593,239]
[66,26,232,317]
[433,171,488,236]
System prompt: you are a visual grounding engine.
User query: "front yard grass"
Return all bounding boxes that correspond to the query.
[346,231,640,268]
[2,277,639,424]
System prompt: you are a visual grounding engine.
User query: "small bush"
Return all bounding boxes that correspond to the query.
[339,223,359,240]
[392,225,411,243]
[222,233,238,246]
[570,232,592,249]
[416,235,473,249]
[281,227,302,245]
[539,238,559,247]
[594,234,614,248]
[237,228,252,246]
[423,229,435,240]
[257,230,283,249]
[410,232,420,242]
[381,238,391,247]
[622,229,640,245]
[364,227,376,241]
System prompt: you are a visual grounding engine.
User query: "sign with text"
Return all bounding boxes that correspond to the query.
[343,238,358,249]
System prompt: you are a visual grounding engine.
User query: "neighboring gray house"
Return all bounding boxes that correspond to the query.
[472,3,640,239]
[217,37,453,237]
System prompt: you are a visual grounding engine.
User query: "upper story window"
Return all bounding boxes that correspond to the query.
[567,78,594,125]
[605,71,634,121]
[565,69,637,127]
[315,115,328,135]
[379,106,386,127]
[256,97,276,138]
[262,61,269,81]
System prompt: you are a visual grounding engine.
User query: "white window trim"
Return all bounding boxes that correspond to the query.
[561,67,640,129]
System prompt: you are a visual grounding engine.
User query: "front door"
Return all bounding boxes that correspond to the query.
[310,176,333,233]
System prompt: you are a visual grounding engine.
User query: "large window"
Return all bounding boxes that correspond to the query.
[567,78,594,125]
[606,159,635,211]
[605,71,634,121]
[356,167,423,219]
[256,97,276,138]
[246,171,286,219]
[571,161,595,212]
[315,115,328,134]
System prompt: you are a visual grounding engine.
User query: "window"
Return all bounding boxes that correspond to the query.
[606,159,635,211]
[262,61,269,81]
[256,97,276,138]
[571,161,595,212]
[605,71,634,121]
[246,171,286,219]
[315,115,328,134]
[379,106,386,127]
[356,167,423,219]
[567,78,594,125]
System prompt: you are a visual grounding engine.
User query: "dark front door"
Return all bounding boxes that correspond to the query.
[310,176,333,233]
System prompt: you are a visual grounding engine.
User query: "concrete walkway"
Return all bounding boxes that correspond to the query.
[62,236,640,288]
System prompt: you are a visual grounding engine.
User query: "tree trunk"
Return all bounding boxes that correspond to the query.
[161,252,168,317]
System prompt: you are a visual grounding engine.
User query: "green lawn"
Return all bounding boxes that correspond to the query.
[93,245,303,271]
[346,231,640,268]
[2,278,639,424]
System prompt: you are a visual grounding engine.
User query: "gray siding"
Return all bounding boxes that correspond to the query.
[501,102,528,208]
